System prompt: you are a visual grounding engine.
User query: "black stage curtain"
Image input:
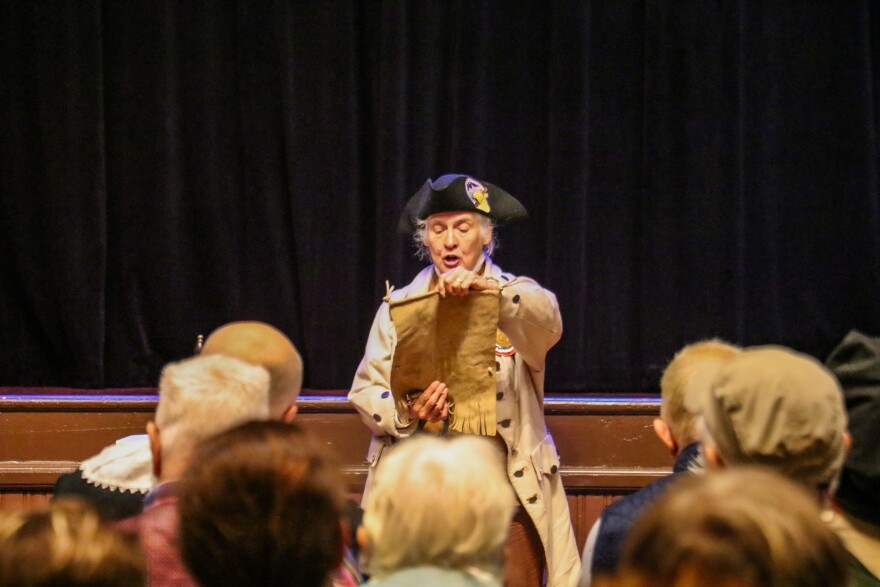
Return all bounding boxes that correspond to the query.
[2,1,879,391]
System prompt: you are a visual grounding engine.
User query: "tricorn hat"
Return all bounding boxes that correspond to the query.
[398,174,528,233]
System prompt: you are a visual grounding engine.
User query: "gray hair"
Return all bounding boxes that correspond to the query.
[362,435,514,578]
[412,213,497,261]
[155,354,270,465]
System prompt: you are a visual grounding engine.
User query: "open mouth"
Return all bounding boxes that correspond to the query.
[443,255,461,268]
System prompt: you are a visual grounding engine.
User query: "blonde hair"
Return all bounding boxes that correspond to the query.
[0,498,145,586]
[362,435,514,578]
[155,354,270,465]
[659,339,740,447]
[412,213,497,260]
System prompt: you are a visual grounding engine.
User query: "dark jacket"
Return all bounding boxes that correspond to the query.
[590,442,701,578]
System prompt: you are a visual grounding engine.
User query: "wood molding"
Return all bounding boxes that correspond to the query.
[0,391,669,493]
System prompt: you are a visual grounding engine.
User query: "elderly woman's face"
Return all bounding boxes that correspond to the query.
[425,212,491,273]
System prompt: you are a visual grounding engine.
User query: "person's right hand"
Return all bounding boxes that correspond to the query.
[405,381,448,423]
[436,268,499,298]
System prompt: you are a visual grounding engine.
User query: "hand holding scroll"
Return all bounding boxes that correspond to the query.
[405,380,449,423]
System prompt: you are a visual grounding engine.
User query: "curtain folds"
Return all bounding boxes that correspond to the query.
[1,1,878,391]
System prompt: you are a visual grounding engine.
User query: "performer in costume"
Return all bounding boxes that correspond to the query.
[349,174,580,587]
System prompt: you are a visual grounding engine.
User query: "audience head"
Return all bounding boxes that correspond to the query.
[148,353,270,481]
[825,330,880,528]
[0,498,146,587]
[201,321,303,420]
[177,420,343,587]
[615,467,849,587]
[699,345,848,491]
[656,339,740,453]
[360,435,515,579]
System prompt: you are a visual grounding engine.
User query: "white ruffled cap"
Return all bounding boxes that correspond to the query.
[79,434,154,494]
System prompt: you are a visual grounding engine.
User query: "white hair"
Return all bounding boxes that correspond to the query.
[155,354,270,464]
[362,435,514,578]
[412,213,497,261]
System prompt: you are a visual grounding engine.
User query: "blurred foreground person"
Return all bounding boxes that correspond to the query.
[581,339,740,585]
[698,345,849,495]
[117,353,272,586]
[359,435,515,586]
[612,467,849,587]
[825,330,880,586]
[53,320,303,520]
[53,434,153,520]
[200,320,303,422]
[178,420,347,587]
[0,498,145,587]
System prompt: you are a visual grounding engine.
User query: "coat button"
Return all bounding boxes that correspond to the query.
[514,469,524,478]
[372,414,382,422]
[496,392,504,401]
[499,419,511,428]
[527,494,538,504]
[550,465,558,474]
[495,361,500,371]
[381,391,390,398]
[512,294,521,304]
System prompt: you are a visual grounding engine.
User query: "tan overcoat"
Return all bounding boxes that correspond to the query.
[349,255,581,586]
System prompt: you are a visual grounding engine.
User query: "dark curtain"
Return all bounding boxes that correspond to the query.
[2,1,879,392]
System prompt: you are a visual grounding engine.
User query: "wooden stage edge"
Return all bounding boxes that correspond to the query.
[0,389,669,551]
[0,389,670,492]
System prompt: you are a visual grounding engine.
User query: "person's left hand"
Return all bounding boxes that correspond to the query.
[437,268,499,297]
[405,381,448,422]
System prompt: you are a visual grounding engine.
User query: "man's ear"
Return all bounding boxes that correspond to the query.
[703,443,726,469]
[281,404,298,423]
[356,525,369,561]
[653,418,678,456]
[146,421,162,479]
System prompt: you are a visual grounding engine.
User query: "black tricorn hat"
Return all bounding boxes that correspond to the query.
[397,174,528,234]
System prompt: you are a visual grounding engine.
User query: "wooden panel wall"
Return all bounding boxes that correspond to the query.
[0,391,668,550]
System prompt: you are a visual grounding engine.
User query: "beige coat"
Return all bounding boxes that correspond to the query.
[349,256,581,587]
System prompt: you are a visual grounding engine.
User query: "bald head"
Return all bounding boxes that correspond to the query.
[201,322,303,418]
